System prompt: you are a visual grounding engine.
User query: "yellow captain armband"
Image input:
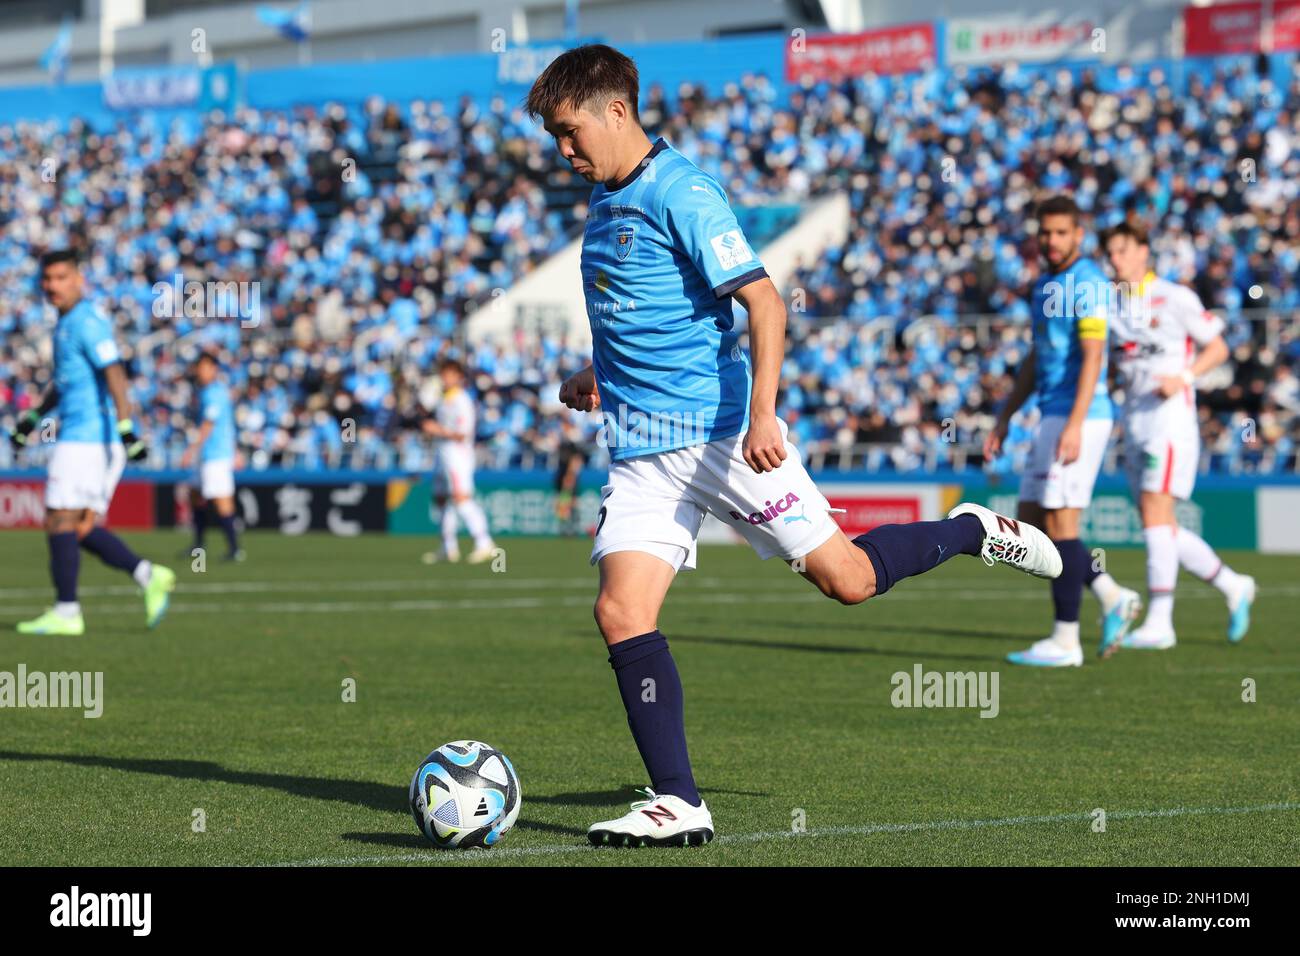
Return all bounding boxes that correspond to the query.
[1077,315,1107,341]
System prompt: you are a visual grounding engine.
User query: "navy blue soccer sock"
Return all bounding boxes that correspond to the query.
[608,630,701,807]
[80,527,143,577]
[192,505,209,549]
[851,514,985,596]
[1081,546,1100,585]
[49,531,80,603]
[218,514,239,555]
[1050,538,1089,623]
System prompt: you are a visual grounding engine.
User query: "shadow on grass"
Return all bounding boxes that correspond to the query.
[0,750,405,815]
[670,632,1000,663]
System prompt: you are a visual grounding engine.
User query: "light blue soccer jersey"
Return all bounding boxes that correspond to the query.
[1029,256,1113,419]
[582,138,768,460]
[52,299,120,444]
[198,381,236,463]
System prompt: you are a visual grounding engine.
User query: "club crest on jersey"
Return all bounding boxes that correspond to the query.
[615,224,635,261]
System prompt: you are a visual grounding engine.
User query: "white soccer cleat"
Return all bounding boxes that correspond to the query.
[421,548,460,564]
[466,545,496,565]
[947,502,1063,579]
[588,788,714,848]
[1120,625,1177,651]
[1006,637,1083,668]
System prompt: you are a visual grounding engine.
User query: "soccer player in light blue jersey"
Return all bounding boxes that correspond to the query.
[180,352,243,562]
[985,196,1140,667]
[525,45,1062,847]
[9,250,175,635]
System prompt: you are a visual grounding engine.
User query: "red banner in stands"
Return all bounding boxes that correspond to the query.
[1183,2,1263,55]
[1274,0,1300,51]
[0,479,155,529]
[825,495,922,537]
[786,24,937,82]
[0,480,46,529]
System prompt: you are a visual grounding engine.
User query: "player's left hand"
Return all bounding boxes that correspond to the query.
[1055,421,1083,465]
[180,448,194,469]
[1155,375,1185,399]
[117,418,148,462]
[743,414,787,473]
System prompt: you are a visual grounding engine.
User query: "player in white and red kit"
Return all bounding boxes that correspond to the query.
[1096,222,1255,650]
[421,358,495,564]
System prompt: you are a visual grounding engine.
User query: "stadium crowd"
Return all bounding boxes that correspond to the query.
[2,54,1298,476]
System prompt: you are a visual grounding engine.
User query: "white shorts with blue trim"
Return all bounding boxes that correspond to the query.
[590,418,839,572]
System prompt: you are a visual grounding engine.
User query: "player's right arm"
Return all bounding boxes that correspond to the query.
[984,346,1036,460]
[558,365,600,413]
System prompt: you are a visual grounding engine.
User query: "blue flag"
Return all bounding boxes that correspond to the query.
[39,18,72,83]
[257,2,311,42]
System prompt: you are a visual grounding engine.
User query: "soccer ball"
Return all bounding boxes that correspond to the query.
[409,740,521,849]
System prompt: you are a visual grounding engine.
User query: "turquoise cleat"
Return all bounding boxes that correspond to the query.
[1227,576,1256,644]
[1007,638,1083,668]
[1097,588,1142,659]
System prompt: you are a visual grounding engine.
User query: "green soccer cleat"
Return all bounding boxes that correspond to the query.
[143,564,176,629]
[16,608,85,636]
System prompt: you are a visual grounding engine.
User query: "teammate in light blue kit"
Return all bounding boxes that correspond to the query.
[9,249,175,635]
[526,45,1062,848]
[986,196,1140,667]
[181,352,243,561]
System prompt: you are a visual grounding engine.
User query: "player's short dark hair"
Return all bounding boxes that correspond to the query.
[1100,220,1150,248]
[195,351,220,370]
[39,248,78,270]
[438,357,466,376]
[524,43,640,123]
[1036,195,1082,226]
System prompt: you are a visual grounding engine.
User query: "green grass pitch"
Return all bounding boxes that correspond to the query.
[1,529,1296,866]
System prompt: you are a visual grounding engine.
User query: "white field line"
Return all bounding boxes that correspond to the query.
[268,800,1300,866]
[7,584,1298,617]
[10,582,1300,621]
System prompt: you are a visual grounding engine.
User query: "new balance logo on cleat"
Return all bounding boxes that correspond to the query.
[639,804,678,826]
[947,502,1062,579]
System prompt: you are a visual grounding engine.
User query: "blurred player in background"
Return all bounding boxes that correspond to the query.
[1100,222,1255,650]
[420,358,495,564]
[9,249,175,635]
[986,196,1142,667]
[180,352,244,562]
[554,415,590,536]
[533,44,1061,848]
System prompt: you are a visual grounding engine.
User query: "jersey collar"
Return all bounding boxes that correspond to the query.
[1136,270,1157,297]
[604,138,668,192]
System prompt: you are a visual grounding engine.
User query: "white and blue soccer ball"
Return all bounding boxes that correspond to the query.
[409,740,521,849]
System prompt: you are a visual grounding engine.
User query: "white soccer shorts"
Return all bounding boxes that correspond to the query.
[432,449,475,498]
[1122,402,1199,501]
[590,417,839,572]
[45,441,126,514]
[1017,415,1113,510]
[198,459,236,500]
